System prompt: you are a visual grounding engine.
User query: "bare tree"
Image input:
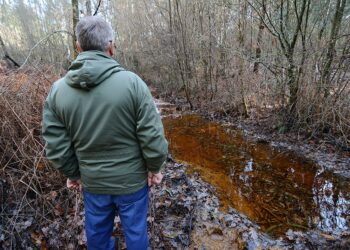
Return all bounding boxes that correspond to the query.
[320,0,347,97]
[0,0,348,145]
[253,0,266,73]
[248,0,311,122]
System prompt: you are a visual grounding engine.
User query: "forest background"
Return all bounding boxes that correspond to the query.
[1,0,349,145]
[0,0,349,248]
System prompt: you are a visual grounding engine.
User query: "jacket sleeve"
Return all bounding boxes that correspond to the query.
[135,76,168,173]
[42,87,80,180]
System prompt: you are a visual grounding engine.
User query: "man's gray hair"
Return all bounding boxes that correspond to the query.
[76,16,114,52]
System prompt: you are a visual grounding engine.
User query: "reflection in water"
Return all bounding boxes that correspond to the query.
[312,171,350,234]
[163,114,350,237]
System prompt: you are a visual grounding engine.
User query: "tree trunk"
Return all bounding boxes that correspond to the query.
[72,0,79,59]
[287,56,297,116]
[86,0,92,16]
[283,0,308,124]
[173,0,193,109]
[253,0,265,73]
[168,0,172,33]
[237,0,249,117]
[0,35,20,68]
[320,0,347,97]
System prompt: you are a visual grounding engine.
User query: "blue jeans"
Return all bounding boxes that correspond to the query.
[83,185,149,250]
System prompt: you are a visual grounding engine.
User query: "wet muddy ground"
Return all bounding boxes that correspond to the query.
[2,98,348,249]
[156,99,350,249]
[163,114,350,238]
[150,158,350,249]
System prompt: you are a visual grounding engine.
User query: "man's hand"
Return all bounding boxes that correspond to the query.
[66,178,81,191]
[148,172,163,186]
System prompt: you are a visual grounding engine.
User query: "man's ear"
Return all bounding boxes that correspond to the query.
[76,41,83,53]
[107,41,115,57]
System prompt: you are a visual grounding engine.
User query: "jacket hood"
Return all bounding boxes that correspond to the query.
[65,51,124,90]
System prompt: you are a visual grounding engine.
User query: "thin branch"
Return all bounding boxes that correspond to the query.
[279,0,291,48]
[290,0,307,50]
[19,30,74,69]
[246,0,278,37]
[337,33,350,39]
[4,55,20,67]
[246,0,287,54]
[93,0,102,16]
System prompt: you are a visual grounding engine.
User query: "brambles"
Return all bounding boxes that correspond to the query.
[0,68,84,248]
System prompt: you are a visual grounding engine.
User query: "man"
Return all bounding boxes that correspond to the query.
[42,16,168,250]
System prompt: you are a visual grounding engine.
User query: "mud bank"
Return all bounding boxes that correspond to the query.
[203,111,350,180]
[150,159,350,249]
[155,98,350,249]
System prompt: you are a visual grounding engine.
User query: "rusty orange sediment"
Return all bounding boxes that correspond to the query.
[163,114,350,237]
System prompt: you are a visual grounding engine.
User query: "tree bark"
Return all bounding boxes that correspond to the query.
[285,0,309,120]
[253,0,265,73]
[0,34,20,68]
[168,0,173,33]
[72,0,79,59]
[173,0,193,109]
[86,0,92,16]
[320,0,347,97]
[237,0,249,117]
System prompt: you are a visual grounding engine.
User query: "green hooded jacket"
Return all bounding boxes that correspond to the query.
[42,51,168,195]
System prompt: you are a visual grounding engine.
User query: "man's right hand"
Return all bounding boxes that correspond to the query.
[67,178,81,191]
[148,172,163,186]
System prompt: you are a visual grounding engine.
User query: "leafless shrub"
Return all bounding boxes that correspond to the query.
[0,67,84,249]
[295,76,350,148]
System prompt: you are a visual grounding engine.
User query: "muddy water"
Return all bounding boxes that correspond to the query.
[163,114,350,237]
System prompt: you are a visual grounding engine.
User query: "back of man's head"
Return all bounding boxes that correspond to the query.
[76,16,113,52]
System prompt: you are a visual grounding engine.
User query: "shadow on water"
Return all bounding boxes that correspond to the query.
[163,114,350,237]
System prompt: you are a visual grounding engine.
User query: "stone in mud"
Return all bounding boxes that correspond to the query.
[197,192,209,200]
[223,214,234,224]
[210,233,224,241]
